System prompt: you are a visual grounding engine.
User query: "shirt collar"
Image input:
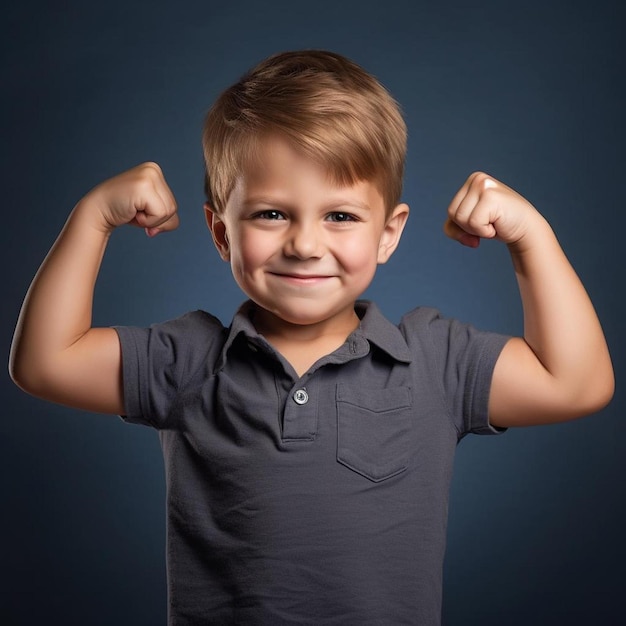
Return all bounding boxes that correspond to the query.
[353,300,412,363]
[215,300,412,373]
[214,301,262,373]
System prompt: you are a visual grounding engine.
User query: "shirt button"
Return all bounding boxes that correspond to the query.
[293,389,309,405]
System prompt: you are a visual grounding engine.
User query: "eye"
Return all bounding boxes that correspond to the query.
[254,209,285,220]
[326,212,356,223]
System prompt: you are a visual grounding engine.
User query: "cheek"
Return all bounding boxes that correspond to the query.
[335,236,380,273]
[231,230,274,273]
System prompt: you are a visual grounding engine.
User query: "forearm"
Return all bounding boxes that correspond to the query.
[9,200,112,390]
[448,172,614,425]
[508,215,614,409]
[10,163,178,413]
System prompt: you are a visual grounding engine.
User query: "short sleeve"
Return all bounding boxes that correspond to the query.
[114,310,225,429]
[400,307,511,437]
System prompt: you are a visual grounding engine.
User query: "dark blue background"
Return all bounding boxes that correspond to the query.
[2,1,624,624]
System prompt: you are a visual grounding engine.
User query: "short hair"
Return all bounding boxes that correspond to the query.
[202,50,407,215]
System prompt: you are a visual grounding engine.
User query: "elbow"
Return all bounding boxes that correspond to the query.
[574,367,615,417]
[590,371,615,413]
[593,354,616,411]
[9,352,37,396]
[8,346,26,391]
[8,345,52,399]
[535,367,615,425]
[9,363,60,403]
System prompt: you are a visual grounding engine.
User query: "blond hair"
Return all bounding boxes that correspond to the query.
[202,50,407,215]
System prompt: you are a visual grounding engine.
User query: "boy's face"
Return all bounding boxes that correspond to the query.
[206,136,409,335]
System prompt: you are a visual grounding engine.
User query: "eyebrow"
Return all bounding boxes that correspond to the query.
[242,196,372,211]
[326,199,372,212]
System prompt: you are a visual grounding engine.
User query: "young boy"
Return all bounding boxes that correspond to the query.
[9,50,614,624]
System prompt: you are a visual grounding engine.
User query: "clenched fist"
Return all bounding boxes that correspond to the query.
[80,162,180,237]
[444,172,543,249]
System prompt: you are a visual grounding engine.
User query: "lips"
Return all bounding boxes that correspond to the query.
[268,272,333,285]
[273,273,329,279]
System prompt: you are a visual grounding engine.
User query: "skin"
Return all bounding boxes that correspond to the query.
[446,173,614,426]
[9,138,614,427]
[205,137,409,375]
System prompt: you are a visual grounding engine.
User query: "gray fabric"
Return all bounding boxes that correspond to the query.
[115,300,510,625]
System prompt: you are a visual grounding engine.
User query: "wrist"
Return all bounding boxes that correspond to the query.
[507,215,560,278]
[72,196,117,237]
[506,212,553,256]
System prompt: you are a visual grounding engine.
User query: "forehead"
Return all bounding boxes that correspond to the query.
[231,135,385,210]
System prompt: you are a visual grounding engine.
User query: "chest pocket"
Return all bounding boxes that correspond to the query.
[336,384,412,482]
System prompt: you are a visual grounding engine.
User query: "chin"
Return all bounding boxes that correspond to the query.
[270,309,325,326]
[259,302,341,327]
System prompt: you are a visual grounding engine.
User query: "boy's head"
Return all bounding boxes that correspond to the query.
[202,50,407,217]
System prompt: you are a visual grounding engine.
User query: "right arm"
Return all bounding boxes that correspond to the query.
[9,162,179,415]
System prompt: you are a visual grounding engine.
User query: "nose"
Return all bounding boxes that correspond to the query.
[283,221,323,259]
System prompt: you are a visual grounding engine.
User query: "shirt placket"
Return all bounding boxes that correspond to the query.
[281,378,318,441]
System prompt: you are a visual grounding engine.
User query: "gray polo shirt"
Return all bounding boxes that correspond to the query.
[115,300,509,625]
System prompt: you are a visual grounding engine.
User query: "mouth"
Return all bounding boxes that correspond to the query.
[268,272,333,285]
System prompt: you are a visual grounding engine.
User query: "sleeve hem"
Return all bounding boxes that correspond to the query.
[113,326,151,426]
[468,335,511,435]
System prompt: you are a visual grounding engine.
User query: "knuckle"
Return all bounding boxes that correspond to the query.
[141,161,162,174]
[477,173,498,192]
[468,214,484,229]
[136,176,156,196]
[469,171,495,190]
[135,162,164,187]
[468,171,486,184]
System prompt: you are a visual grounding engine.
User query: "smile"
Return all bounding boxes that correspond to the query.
[268,272,333,285]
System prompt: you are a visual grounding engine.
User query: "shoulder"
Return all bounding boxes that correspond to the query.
[399,305,506,339]
[397,305,510,366]
[397,306,459,343]
[398,306,443,328]
[115,309,228,380]
[152,309,226,337]
[116,309,226,349]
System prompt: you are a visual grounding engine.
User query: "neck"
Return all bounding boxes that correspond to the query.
[253,306,359,343]
[251,305,360,377]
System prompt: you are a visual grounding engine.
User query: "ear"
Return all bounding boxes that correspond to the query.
[377,203,410,264]
[204,203,230,261]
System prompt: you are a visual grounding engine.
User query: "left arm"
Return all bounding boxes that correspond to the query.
[445,172,614,427]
